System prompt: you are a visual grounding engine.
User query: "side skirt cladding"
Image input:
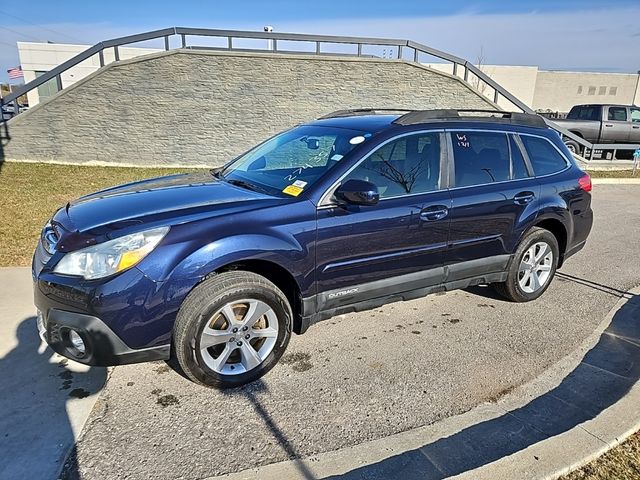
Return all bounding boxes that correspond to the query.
[299,255,510,333]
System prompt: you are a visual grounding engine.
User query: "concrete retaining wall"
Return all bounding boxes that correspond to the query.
[4,49,497,167]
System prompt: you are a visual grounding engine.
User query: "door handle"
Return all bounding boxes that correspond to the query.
[514,191,535,205]
[604,124,613,127]
[633,125,639,129]
[420,205,449,221]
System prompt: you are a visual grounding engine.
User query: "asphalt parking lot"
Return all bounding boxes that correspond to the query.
[51,185,640,479]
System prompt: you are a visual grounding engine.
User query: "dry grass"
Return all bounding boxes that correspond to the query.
[561,432,640,480]
[0,162,204,267]
[586,169,637,178]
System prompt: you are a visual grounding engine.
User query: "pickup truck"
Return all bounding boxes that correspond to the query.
[553,104,640,155]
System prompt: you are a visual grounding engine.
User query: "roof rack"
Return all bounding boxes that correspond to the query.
[318,108,414,119]
[393,109,548,128]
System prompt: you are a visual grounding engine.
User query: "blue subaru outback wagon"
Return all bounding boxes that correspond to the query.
[33,109,593,387]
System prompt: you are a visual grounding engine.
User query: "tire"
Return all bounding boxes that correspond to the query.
[174,271,292,388]
[493,227,559,302]
[564,139,581,156]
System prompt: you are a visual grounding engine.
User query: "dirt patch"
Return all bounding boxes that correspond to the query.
[281,352,313,372]
[157,395,180,408]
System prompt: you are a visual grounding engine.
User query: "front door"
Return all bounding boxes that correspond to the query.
[445,130,539,281]
[314,131,451,312]
[604,106,630,143]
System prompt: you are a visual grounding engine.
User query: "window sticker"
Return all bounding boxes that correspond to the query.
[331,154,343,161]
[283,185,304,197]
[456,133,470,148]
[292,180,307,188]
[349,136,366,145]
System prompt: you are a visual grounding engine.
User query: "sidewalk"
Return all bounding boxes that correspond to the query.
[0,267,107,480]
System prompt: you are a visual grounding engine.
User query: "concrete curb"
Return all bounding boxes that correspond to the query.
[206,288,640,480]
[592,178,640,185]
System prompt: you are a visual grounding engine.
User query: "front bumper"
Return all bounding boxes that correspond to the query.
[37,307,170,366]
[32,264,177,366]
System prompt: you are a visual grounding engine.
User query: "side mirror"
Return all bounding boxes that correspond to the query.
[335,179,379,206]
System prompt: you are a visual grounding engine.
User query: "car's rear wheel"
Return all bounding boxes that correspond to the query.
[494,227,559,302]
[174,271,292,388]
[564,138,581,156]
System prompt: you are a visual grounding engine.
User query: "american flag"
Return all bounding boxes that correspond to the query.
[7,66,23,80]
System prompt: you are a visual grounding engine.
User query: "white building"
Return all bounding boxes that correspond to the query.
[426,64,640,113]
[16,42,640,113]
[17,42,162,106]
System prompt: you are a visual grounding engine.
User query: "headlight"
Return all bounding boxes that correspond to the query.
[54,226,169,279]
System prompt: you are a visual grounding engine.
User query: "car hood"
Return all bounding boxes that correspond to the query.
[51,171,281,243]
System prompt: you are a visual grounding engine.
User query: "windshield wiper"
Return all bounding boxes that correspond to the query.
[226,179,269,194]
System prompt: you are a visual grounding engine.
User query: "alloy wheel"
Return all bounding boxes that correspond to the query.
[199,299,279,375]
[518,242,553,293]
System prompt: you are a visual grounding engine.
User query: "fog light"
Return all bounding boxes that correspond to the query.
[69,330,86,355]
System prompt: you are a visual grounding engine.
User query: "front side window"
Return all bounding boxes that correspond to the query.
[520,135,568,176]
[630,108,640,123]
[452,131,510,187]
[608,107,627,121]
[220,125,370,196]
[342,132,441,198]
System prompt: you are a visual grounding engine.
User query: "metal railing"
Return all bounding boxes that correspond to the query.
[0,26,637,161]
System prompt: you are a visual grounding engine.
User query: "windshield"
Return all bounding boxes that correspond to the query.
[219,125,370,197]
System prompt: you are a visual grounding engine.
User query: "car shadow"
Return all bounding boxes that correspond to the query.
[0,316,108,479]
[321,285,640,479]
[463,284,507,301]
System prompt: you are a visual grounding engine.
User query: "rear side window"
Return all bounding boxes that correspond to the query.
[509,135,530,180]
[608,107,627,121]
[520,135,568,176]
[452,131,510,187]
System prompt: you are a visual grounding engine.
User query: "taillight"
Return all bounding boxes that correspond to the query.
[578,173,592,192]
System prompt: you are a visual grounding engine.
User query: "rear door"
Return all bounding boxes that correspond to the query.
[603,106,630,143]
[314,131,451,311]
[445,130,539,282]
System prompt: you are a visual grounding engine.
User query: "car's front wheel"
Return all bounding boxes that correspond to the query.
[494,227,559,302]
[174,271,292,388]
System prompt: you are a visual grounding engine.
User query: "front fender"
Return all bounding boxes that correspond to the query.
[169,234,307,281]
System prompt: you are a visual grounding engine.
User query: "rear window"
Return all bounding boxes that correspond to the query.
[520,135,568,176]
